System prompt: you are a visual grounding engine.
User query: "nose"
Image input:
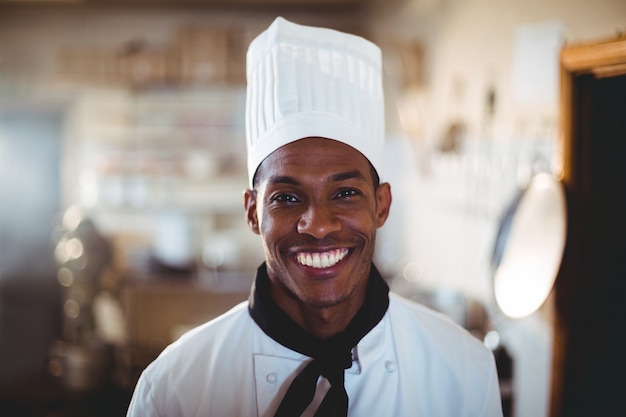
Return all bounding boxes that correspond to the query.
[297,202,341,239]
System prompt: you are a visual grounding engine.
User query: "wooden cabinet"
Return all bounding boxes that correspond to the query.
[122,278,249,349]
[118,275,251,387]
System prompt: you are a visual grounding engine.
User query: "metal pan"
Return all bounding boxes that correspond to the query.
[491,173,567,318]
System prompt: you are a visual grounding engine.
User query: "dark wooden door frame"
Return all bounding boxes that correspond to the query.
[551,35,626,417]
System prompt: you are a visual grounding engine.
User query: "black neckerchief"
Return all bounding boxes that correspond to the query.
[248,262,390,417]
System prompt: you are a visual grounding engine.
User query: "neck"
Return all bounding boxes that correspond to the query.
[271,283,368,339]
[248,262,390,361]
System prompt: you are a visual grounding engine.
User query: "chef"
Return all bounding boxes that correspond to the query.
[126,16,503,417]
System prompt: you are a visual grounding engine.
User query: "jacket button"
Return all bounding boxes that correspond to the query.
[384,360,397,373]
[266,373,278,384]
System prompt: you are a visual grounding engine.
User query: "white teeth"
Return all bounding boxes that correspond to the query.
[297,249,348,269]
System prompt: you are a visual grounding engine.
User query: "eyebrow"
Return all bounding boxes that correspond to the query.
[329,169,368,183]
[266,175,301,186]
[266,170,367,186]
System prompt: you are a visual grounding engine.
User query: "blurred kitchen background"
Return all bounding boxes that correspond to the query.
[0,0,624,416]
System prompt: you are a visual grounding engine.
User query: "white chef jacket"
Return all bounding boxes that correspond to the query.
[126,293,503,417]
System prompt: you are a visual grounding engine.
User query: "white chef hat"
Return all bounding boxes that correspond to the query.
[245,16,385,187]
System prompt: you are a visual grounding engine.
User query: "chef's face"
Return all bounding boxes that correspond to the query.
[244,137,391,309]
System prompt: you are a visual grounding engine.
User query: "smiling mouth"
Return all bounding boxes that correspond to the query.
[296,248,349,269]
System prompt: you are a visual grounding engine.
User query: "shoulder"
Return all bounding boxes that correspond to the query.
[387,292,494,368]
[127,301,258,416]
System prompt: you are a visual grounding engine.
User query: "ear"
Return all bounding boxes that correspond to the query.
[244,189,260,235]
[375,182,392,228]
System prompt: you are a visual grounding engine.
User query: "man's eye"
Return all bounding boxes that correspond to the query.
[335,189,359,199]
[271,193,299,203]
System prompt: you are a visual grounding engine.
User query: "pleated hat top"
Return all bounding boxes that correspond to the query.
[245,16,385,186]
